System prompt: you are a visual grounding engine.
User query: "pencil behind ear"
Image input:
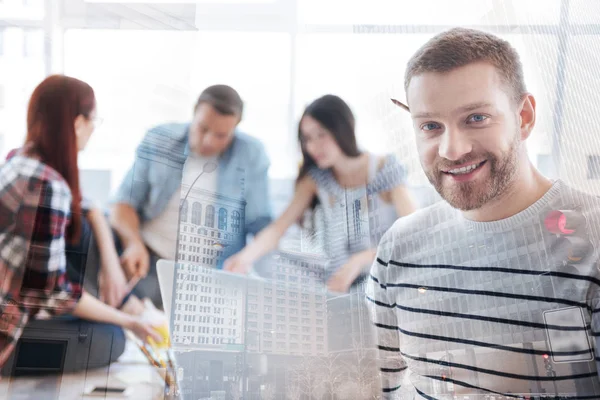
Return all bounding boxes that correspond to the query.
[391,98,410,112]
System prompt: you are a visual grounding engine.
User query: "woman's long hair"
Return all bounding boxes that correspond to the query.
[296,94,361,212]
[25,75,95,244]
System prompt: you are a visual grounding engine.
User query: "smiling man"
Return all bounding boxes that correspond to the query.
[367,28,600,398]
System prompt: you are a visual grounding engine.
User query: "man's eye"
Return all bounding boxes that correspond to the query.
[468,114,488,123]
[421,122,440,131]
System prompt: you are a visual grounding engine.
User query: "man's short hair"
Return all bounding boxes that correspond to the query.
[195,84,243,118]
[404,27,527,105]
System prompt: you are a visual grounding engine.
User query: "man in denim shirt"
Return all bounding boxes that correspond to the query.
[109,85,272,306]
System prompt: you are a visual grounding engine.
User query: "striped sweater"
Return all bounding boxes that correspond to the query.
[366,180,600,399]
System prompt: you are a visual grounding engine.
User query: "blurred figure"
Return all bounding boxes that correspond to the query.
[0,75,161,369]
[225,94,417,292]
[5,148,146,314]
[110,85,272,307]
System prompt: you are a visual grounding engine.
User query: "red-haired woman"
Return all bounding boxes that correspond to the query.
[0,75,161,369]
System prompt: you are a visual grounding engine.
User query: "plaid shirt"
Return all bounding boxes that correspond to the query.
[0,154,83,368]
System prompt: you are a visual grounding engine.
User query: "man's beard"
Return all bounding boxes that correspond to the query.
[425,135,520,211]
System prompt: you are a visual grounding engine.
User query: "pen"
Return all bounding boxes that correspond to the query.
[390,98,410,112]
[125,332,179,397]
[127,332,169,386]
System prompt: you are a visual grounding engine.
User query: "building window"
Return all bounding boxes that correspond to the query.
[353,199,362,236]
[180,200,189,223]
[205,205,215,228]
[192,202,202,225]
[231,210,241,233]
[588,155,600,180]
[218,208,228,231]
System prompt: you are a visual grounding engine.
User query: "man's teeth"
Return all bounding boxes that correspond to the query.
[448,163,480,175]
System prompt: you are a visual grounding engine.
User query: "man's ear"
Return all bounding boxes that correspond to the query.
[518,93,536,141]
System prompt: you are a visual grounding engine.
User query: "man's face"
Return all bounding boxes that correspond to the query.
[189,103,239,157]
[407,62,526,211]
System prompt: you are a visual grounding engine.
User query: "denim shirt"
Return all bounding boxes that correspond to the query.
[111,123,273,262]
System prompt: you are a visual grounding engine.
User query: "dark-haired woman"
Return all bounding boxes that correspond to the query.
[224,94,417,292]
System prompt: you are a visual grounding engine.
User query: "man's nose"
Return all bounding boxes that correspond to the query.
[438,127,473,161]
[201,133,216,149]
